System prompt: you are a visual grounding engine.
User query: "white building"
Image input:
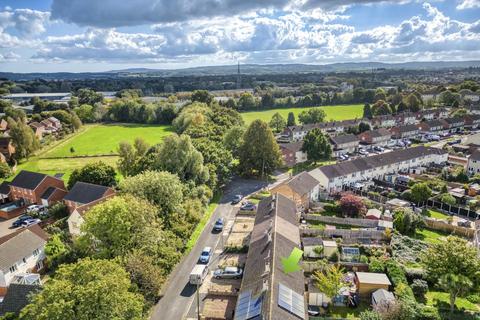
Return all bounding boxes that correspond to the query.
[309,146,448,193]
[0,225,47,295]
[467,150,480,176]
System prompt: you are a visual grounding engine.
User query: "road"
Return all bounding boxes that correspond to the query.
[150,177,272,320]
[0,217,19,238]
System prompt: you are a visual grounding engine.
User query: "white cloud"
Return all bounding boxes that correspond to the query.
[0,8,50,35]
[0,51,20,62]
[457,0,480,10]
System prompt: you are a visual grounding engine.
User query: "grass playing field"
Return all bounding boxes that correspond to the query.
[15,123,172,182]
[240,104,364,124]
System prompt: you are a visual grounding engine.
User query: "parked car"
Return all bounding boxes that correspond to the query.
[12,215,33,228]
[20,218,41,228]
[199,247,212,264]
[26,205,46,213]
[231,194,243,204]
[240,202,257,211]
[373,146,385,152]
[308,306,321,316]
[213,267,243,279]
[213,218,224,231]
[358,149,369,155]
[189,264,209,285]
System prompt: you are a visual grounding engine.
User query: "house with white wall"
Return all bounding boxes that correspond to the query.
[0,225,47,296]
[309,146,448,193]
[467,150,480,176]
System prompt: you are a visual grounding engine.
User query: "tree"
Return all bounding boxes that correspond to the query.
[44,234,68,269]
[78,195,161,258]
[261,92,275,109]
[405,93,422,112]
[358,122,371,133]
[172,102,211,133]
[0,162,12,179]
[191,90,213,105]
[393,208,424,236]
[313,263,347,299]
[223,126,245,158]
[439,273,473,315]
[363,103,373,119]
[339,193,367,217]
[396,101,408,113]
[301,128,332,162]
[440,193,456,206]
[237,92,257,110]
[269,112,286,132]
[117,138,150,177]
[119,171,184,221]
[238,120,282,177]
[148,134,208,185]
[75,88,103,105]
[287,112,296,126]
[20,258,145,320]
[74,104,95,123]
[298,108,326,124]
[409,183,432,204]
[422,236,480,287]
[67,161,117,189]
[7,117,40,159]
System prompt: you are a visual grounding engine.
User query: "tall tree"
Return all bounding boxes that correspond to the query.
[261,92,275,109]
[269,112,286,132]
[237,92,257,110]
[298,108,326,124]
[362,103,373,119]
[7,117,40,160]
[75,88,103,105]
[68,161,117,189]
[439,273,473,315]
[20,258,145,320]
[238,120,282,177]
[223,126,245,158]
[191,90,213,105]
[117,138,150,177]
[301,128,332,162]
[405,93,422,112]
[393,208,424,236]
[313,263,347,299]
[409,183,432,204]
[287,112,296,127]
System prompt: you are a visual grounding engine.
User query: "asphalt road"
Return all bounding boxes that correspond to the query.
[0,217,20,238]
[150,177,271,320]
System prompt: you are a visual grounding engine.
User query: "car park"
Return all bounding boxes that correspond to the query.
[20,218,41,228]
[231,194,243,204]
[213,266,243,279]
[12,215,33,228]
[199,247,212,264]
[213,218,224,231]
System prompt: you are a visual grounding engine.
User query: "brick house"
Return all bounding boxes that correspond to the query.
[390,124,420,140]
[371,115,396,128]
[270,172,320,209]
[278,141,307,167]
[464,114,480,129]
[358,128,391,147]
[417,119,445,134]
[29,122,45,139]
[330,134,360,157]
[9,171,66,205]
[441,117,465,133]
[0,137,15,161]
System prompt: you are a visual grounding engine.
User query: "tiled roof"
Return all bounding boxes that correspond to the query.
[330,134,359,145]
[9,171,48,190]
[0,283,41,316]
[63,182,111,204]
[284,172,319,196]
[279,141,303,153]
[310,146,447,179]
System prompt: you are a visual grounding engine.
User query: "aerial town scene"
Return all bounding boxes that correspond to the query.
[0,0,480,319]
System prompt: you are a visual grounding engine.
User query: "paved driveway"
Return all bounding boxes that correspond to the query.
[151,177,269,320]
[0,217,20,238]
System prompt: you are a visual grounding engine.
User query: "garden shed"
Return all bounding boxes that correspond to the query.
[372,288,395,309]
[365,208,382,220]
[354,272,391,298]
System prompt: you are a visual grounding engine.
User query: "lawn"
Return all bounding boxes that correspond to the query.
[327,302,369,319]
[426,291,480,312]
[241,104,364,124]
[414,228,450,245]
[426,209,450,220]
[13,123,172,182]
[46,123,173,157]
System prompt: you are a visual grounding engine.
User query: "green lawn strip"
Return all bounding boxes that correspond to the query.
[414,228,453,245]
[426,209,450,220]
[426,291,480,312]
[290,160,336,175]
[327,301,369,319]
[241,104,363,124]
[185,192,222,253]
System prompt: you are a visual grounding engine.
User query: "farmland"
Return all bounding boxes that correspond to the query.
[240,104,364,124]
[16,123,172,181]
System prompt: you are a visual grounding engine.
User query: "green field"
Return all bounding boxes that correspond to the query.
[15,123,172,181]
[46,124,173,157]
[241,104,363,124]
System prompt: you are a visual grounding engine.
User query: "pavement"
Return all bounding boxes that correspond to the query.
[150,176,272,320]
[0,217,19,238]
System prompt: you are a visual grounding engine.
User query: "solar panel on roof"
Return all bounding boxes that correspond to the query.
[235,290,263,320]
[278,283,305,319]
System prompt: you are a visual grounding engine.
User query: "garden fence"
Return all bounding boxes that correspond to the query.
[301,228,387,241]
[426,199,480,220]
[304,214,378,228]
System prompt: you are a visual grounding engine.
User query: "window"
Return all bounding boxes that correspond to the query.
[9,264,17,273]
[33,249,39,256]
[22,257,27,264]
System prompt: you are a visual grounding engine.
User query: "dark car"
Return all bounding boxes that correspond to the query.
[213,218,224,231]
[240,202,257,211]
[231,195,243,204]
[12,215,33,228]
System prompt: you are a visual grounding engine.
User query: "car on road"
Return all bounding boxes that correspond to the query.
[231,194,243,204]
[12,215,33,228]
[199,247,212,264]
[213,267,243,279]
[189,264,209,285]
[20,218,41,228]
[213,218,224,231]
[240,202,257,211]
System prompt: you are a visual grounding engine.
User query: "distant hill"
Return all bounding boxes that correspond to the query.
[2,60,479,81]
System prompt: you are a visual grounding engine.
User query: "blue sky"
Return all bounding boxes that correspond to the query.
[0,0,479,72]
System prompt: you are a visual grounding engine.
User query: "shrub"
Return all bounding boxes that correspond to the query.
[339,193,367,217]
[410,279,428,299]
[313,246,324,256]
[359,310,382,320]
[49,202,69,220]
[419,306,441,320]
[328,251,339,262]
[369,257,386,272]
[359,255,369,264]
[385,260,408,287]
[466,294,480,304]
[404,268,426,282]
[323,202,341,216]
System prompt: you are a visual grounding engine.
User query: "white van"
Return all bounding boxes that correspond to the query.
[189,264,209,285]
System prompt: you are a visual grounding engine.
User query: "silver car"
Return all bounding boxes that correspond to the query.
[213,267,243,279]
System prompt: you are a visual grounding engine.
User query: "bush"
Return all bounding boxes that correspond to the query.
[323,202,341,216]
[359,310,382,320]
[466,294,480,304]
[328,251,339,262]
[368,257,386,273]
[410,279,428,299]
[359,255,369,264]
[404,268,426,282]
[49,202,69,220]
[385,260,408,287]
[419,306,441,320]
